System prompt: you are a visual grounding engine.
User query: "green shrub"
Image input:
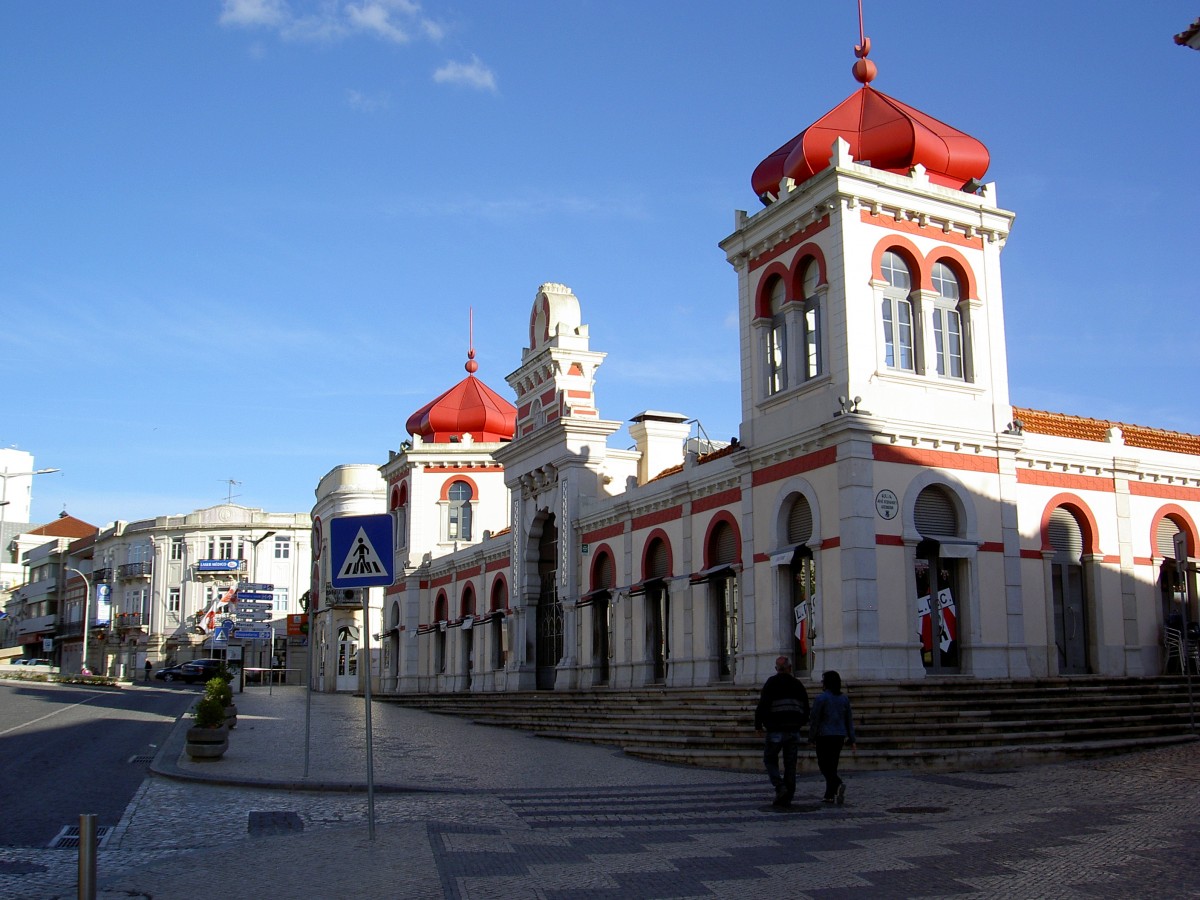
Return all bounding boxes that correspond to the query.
[205,676,233,706]
[194,695,226,728]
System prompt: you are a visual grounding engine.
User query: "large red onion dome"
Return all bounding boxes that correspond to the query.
[405,349,516,443]
[751,51,989,200]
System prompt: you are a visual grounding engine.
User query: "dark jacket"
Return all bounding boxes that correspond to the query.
[755,672,810,732]
[809,690,856,743]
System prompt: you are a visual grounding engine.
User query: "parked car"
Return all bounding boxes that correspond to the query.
[155,658,234,684]
[154,663,191,682]
[27,659,52,667]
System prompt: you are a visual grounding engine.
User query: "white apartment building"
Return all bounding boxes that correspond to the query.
[90,504,312,679]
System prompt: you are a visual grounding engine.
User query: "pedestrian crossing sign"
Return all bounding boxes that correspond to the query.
[330,514,395,588]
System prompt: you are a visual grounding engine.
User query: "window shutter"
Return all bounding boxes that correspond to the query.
[787,496,813,546]
[594,553,614,590]
[1048,508,1083,563]
[710,523,738,566]
[646,540,670,579]
[1156,518,1181,559]
[914,486,958,539]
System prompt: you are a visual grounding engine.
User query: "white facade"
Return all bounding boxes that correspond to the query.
[90,504,312,679]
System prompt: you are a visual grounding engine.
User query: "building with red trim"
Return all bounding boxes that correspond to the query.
[309,42,1199,693]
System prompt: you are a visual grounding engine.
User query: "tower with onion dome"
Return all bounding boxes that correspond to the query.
[721,25,1025,681]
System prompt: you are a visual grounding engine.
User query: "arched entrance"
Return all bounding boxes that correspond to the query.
[534,514,562,690]
[913,485,962,673]
[335,624,360,692]
[1049,507,1089,674]
[708,522,739,681]
[644,538,671,684]
[460,585,476,691]
[591,552,614,685]
[785,494,816,674]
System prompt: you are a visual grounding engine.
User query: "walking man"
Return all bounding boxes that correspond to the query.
[754,655,810,807]
[144,658,152,681]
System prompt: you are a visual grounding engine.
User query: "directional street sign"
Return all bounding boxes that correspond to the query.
[236,602,273,612]
[236,591,274,601]
[238,582,274,592]
[235,611,272,622]
[330,514,394,588]
[233,628,271,640]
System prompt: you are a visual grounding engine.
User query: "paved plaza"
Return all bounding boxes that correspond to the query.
[2,684,1199,899]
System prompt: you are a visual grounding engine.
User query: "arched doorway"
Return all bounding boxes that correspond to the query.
[913,485,962,673]
[460,585,476,691]
[785,495,816,674]
[591,552,614,685]
[1049,507,1089,674]
[708,521,739,681]
[535,514,562,690]
[644,538,671,684]
[490,580,508,672]
[335,624,360,692]
[1157,517,1192,630]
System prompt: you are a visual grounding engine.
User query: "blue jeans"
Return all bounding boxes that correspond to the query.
[763,731,801,804]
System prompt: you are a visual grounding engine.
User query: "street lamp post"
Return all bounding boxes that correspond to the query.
[0,466,62,567]
[66,567,92,675]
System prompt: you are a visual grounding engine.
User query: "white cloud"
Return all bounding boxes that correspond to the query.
[346,88,390,112]
[219,0,288,28]
[218,0,444,46]
[432,55,496,92]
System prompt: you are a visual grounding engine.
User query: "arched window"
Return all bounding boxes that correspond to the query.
[490,579,508,671]
[707,521,740,680]
[931,261,965,379]
[881,250,915,372]
[447,481,473,541]
[766,276,787,395]
[1048,507,1089,674]
[392,485,408,552]
[434,593,448,675]
[644,537,671,683]
[799,258,821,381]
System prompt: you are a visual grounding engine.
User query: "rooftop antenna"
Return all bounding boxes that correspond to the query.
[221,479,241,504]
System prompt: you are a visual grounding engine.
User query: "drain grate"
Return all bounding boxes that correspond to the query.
[49,824,112,850]
[128,754,155,764]
[247,810,304,836]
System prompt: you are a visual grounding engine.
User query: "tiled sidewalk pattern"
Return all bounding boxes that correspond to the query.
[1,686,1197,899]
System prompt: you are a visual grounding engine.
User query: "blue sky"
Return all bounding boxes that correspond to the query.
[2,1,1197,528]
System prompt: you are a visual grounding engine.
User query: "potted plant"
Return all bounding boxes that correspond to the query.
[206,676,237,729]
[185,695,229,760]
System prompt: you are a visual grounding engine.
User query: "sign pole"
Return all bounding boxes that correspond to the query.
[362,589,376,841]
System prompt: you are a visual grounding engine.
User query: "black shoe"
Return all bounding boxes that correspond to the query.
[822,797,835,804]
[836,784,846,805]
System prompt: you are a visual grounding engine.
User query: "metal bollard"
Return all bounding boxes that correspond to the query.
[78,813,97,900]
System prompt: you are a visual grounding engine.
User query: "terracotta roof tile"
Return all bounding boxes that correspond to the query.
[1013,407,1200,456]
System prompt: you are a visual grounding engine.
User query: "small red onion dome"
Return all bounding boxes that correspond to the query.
[751,85,989,199]
[405,351,516,443]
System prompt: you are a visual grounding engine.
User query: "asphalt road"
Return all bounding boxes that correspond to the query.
[0,680,195,848]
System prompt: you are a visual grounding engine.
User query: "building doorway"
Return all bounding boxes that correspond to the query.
[335,624,360,692]
[1049,507,1089,674]
[913,485,964,674]
[534,514,562,690]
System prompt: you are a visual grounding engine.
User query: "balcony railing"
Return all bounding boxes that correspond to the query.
[92,568,114,583]
[117,562,153,579]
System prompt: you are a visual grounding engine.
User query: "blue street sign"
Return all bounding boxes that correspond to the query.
[233,628,271,640]
[236,591,274,601]
[198,559,241,571]
[330,514,394,588]
[238,582,274,591]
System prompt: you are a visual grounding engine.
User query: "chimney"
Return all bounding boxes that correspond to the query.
[629,411,691,484]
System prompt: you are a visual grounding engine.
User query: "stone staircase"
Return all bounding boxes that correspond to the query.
[376,676,1200,772]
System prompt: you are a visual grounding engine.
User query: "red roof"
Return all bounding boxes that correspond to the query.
[406,372,516,443]
[751,85,989,199]
[26,514,97,539]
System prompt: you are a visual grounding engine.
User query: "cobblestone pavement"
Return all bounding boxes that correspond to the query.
[2,686,1198,899]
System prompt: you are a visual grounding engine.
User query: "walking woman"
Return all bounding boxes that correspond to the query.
[809,670,856,804]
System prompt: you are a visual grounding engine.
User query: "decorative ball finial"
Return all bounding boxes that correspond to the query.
[853,1,876,83]
[465,307,479,373]
[465,348,478,374]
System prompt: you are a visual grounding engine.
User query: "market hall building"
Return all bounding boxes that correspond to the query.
[309,44,1198,696]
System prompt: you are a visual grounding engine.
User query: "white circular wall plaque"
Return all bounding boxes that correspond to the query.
[875,489,899,520]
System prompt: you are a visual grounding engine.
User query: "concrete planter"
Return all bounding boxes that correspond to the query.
[185,725,229,760]
[224,704,238,730]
